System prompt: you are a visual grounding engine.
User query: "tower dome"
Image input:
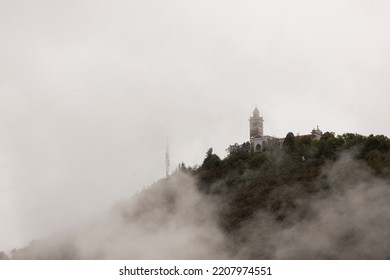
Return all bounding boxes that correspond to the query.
[253,107,260,118]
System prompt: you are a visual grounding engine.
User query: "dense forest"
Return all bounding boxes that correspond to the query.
[190,132,390,232]
[3,131,390,259]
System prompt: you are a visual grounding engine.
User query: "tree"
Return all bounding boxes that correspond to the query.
[338,133,364,149]
[283,132,295,153]
[248,152,268,169]
[226,143,240,156]
[295,135,313,158]
[225,142,251,165]
[206,148,213,160]
[316,132,343,159]
[202,148,221,170]
[362,135,390,157]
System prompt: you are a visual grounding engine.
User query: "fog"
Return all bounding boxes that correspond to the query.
[12,173,229,259]
[9,154,390,259]
[1,0,390,252]
[235,154,390,259]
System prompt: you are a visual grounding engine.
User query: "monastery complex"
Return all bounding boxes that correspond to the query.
[249,107,323,153]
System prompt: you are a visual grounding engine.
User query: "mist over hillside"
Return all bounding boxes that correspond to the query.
[2,0,390,261]
[10,173,229,259]
[3,132,390,259]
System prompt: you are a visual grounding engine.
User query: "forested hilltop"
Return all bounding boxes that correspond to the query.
[188,132,390,232]
[5,132,390,259]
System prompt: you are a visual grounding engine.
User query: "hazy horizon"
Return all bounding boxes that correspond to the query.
[1,0,389,252]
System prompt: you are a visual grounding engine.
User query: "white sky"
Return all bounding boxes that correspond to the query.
[0,0,389,251]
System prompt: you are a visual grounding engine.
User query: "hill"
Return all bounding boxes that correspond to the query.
[7,132,390,259]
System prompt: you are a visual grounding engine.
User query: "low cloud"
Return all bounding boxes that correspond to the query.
[10,153,390,259]
[236,154,390,259]
[12,172,229,259]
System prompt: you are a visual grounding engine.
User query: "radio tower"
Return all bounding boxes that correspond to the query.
[165,142,170,179]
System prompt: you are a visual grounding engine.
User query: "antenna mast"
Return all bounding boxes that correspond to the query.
[165,142,170,178]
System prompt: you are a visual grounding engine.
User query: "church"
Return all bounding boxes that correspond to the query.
[249,107,323,153]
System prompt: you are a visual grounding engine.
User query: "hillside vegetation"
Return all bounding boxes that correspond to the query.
[6,131,390,259]
[188,132,390,233]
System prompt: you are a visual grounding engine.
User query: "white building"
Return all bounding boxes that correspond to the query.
[249,107,264,152]
[249,107,323,153]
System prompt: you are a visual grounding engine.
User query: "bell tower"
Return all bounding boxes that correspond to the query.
[249,107,264,152]
[249,107,264,138]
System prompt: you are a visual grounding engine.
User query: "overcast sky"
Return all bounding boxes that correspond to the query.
[0,0,389,251]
